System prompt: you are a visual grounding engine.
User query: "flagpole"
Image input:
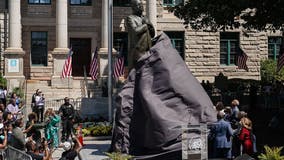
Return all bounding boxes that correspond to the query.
[108,0,113,122]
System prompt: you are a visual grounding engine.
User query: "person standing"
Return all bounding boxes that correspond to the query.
[126,0,155,70]
[0,86,6,106]
[31,89,40,113]
[45,108,60,148]
[35,90,45,123]
[239,117,255,156]
[59,97,75,142]
[11,119,25,150]
[211,111,234,159]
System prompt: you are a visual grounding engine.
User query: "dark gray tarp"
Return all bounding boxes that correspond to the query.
[110,32,217,157]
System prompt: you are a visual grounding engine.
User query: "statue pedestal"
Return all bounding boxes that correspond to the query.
[182,124,208,160]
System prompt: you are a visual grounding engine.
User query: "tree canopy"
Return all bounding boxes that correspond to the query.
[170,0,284,32]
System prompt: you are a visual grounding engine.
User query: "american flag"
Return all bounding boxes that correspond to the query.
[277,43,284,72]
[113,47,124,79]
[89,47,99,80]
[61,48,73,78]
[237,47,248,71]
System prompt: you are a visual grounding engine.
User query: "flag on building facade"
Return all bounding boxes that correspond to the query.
[113,46,124,79]
[89,47,99,80]
[61,47,73,78]
[237,47,248,71]
[277,43,284,72]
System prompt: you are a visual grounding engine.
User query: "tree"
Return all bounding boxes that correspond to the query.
[261,59,284,83]
[170,0,284,32]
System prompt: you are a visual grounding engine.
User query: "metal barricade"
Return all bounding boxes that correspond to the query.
[44,98,81,111]
[4,146,32,160]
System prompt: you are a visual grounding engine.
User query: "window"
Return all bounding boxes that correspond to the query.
[31,32,48,66]
[268,37,282,61]
[28,0,51,4]
[114,0,131,7]
[114,32,128,66]
[220,32,239,65]
[163,0,183,6]
[164,31,185,59]
[70,0,92,5]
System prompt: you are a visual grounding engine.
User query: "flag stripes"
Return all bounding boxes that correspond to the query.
[89,47,99,80]
[277,44,284,72]
[113,47,124,79]
[237,48,248,71]
[61,48,73,78]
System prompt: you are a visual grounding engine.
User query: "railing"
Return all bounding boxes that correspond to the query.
[44,98,81,111]
[4,145,32,160]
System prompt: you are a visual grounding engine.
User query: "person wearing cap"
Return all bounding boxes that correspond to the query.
[59,97,75,142]
[61,136,82,160]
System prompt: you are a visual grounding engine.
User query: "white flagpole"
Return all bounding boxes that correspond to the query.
[108,0,113,122]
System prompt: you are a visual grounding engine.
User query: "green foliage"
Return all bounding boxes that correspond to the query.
[169,0,284,31]
[103,152,132,160]
[82,128,91,137]
[260,59,284,83]
[258,145,284,160]
[12,87,24,99]
[82,123,112,137]
[91,125,112,136]
[0,74,7,88]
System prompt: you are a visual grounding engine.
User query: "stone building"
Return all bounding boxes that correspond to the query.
[1,0,283,101]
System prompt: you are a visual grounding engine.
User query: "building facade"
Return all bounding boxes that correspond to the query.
[1,0,283,100]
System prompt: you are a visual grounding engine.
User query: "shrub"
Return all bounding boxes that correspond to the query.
[260,59,284,83]
[103,152,132,160]
[258,145,284,160]
[82,123,112,137]
[0,73,7,88]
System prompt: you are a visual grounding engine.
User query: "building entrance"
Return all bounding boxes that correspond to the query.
[70,38,91,77]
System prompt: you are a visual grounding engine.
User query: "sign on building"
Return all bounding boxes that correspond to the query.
[8,59,19,73]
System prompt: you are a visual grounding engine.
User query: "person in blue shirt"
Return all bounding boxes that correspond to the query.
[211,111,234,159]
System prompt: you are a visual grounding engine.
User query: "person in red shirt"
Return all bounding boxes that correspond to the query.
[239,117,253,155]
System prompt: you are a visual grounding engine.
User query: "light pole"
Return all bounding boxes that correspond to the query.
[108,0,113,122]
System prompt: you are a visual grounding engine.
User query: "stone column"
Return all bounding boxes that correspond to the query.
[51,0,71,88]
[4,0,25,90]
[98,0,109,80]
[146,0,157,36]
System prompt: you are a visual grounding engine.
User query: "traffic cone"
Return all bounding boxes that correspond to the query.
[77,123,84,146]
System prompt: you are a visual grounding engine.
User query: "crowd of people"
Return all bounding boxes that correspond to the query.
[0,88,82,160]
[208,99,257,159]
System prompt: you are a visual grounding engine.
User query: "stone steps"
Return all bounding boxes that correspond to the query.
[25,79,102,107]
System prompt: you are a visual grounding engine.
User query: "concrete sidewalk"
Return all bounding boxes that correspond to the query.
[52,139,111,160]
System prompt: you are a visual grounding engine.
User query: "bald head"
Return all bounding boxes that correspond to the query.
[131,0,143,16]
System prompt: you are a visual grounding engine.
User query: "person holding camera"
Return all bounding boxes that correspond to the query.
[59,97,75,142]
[26,138,52,160]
